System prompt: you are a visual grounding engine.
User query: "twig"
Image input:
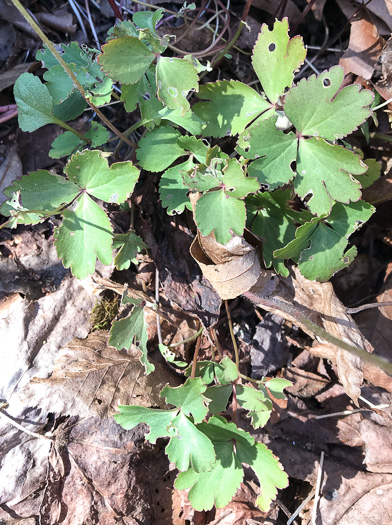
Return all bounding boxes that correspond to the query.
[168,326,203,348]
[0,408,52,441]
[347,301,392,314]
[10,0,137,150]
[312,451,324,525]
[225,300,240,371]
[287,490,315,525]
[190,334,202,379]
[315,409,368,420]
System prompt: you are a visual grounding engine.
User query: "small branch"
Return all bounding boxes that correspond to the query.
[225,300,240,372]
[0,408,52,441]
[10,0,137,150]
[168,326,203,348]
[347,301,392,314]
[190,334,202,379]
[311,451,324,525]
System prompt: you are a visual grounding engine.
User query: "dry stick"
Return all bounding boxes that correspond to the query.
[246,293,392,378]
[11,0,137,150]
[190,335,202,379]
[312,451,325,525]
[155,268,163,346]
[224,300,240,371]
[346,300,392,315]
[210,327,223,359]
[0,408,52,441]
[287,490,316,525]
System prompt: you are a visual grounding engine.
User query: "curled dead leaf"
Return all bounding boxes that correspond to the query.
[190,234,262,300]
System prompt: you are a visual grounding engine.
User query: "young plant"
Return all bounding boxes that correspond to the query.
[1,10,379,513]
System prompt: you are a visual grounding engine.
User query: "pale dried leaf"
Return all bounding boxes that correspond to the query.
[190,235,262,300]
[339,12,384,79]
[29,331,181,417]
[336,0,392,34]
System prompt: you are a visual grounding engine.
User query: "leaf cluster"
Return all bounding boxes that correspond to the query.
[115,358,292,511]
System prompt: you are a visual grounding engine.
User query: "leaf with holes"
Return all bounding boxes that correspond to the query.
[193,80,273,137]
[113,231,148,270]
[252,18,306,104]
[109,298,155,375]
[161,377,210,424]
[275,200,375,281]
[156,56,199,115]
[237,117,297,190]
[115,406,178,443]
[136,126,186,172]
[99,37,155,85]
[284,66,374,140]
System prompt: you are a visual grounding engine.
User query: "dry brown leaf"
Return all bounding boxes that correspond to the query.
[336,0,392,34]
[190,234,263,300]
[252,0,302,25]
[246,268,373,404]
[28,331,181,418]
[339,11,384,79]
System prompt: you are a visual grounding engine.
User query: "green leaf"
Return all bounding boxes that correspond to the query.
[184,361,216,385]
[284,66,374,140]
[236,440,288,511]
[114,406,178,443]
[113,231,148,270]
[2,170,80,213]
[195,190,246,245]
[159,159,193,215]
[265,378,292,400]
[204,385,232,415]
[52,90,87,121]
[133,8,164,38]
[193,80,272,137]
[276,200,375,281]
[85,121,110,147]
[121,75,151,112]
[237,117,297,190]
[166,412,216,472]
[106,20,139,40]
[274,217,321,260]
[156,56,199,115]
[159,107,204,135]
[214,356,239,385]
[246,191,302,275]
[158,344,188,368]
[252,18,306,104]
[36,41,90,69]
[295,138,365,216]
[14,73,59,132]
[175,441,243,511]
[136,126,186,172]
[354,158,381,188]
[161,377,209,424]
[236,384,272,429]
[65,150,140,204]
[54,193,113,278]
[49,132,82,158]
[109,300,155,375]
[49,123,109,159]
[177,136,209,163]
[98,37,155,84]
[221,158,261,198]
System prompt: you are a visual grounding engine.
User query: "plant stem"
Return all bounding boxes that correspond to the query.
[239,373,263,384]
[225,300,240,372]
[190,334,202,379]
[10,0,137,150]
[370,132,392,143]
[0,408,52,441]
[210,327,222,359]
[168,326,203,348]
[373,97,392,111]
[53,117,90,143]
